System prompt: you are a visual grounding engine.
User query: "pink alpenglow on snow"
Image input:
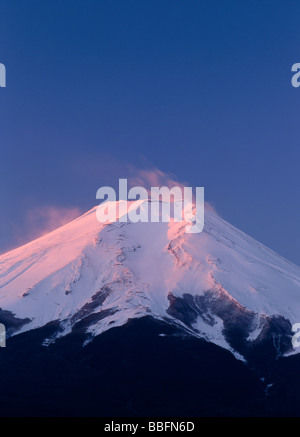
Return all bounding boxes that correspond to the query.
[0,202,300,359]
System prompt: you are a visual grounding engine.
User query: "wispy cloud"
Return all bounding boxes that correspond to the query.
[128,167,186,190]
[127,166,217,214]
[13,205,81,247]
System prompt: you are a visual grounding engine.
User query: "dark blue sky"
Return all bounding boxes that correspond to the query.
[0,1,300,264]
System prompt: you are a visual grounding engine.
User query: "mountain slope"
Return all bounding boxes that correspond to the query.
[0,316,267,417]
[0,201,299,360]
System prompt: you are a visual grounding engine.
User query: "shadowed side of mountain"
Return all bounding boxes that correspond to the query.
[0,316,267,417]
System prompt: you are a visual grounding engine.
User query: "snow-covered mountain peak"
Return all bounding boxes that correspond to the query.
[0,202,299,359]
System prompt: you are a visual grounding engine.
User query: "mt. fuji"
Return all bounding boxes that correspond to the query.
[0,201,300,416]
[1,200,299,359]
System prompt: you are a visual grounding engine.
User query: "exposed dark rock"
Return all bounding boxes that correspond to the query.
[0,308,31,336]
[70,286,111,324]
[167,291,293,366]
